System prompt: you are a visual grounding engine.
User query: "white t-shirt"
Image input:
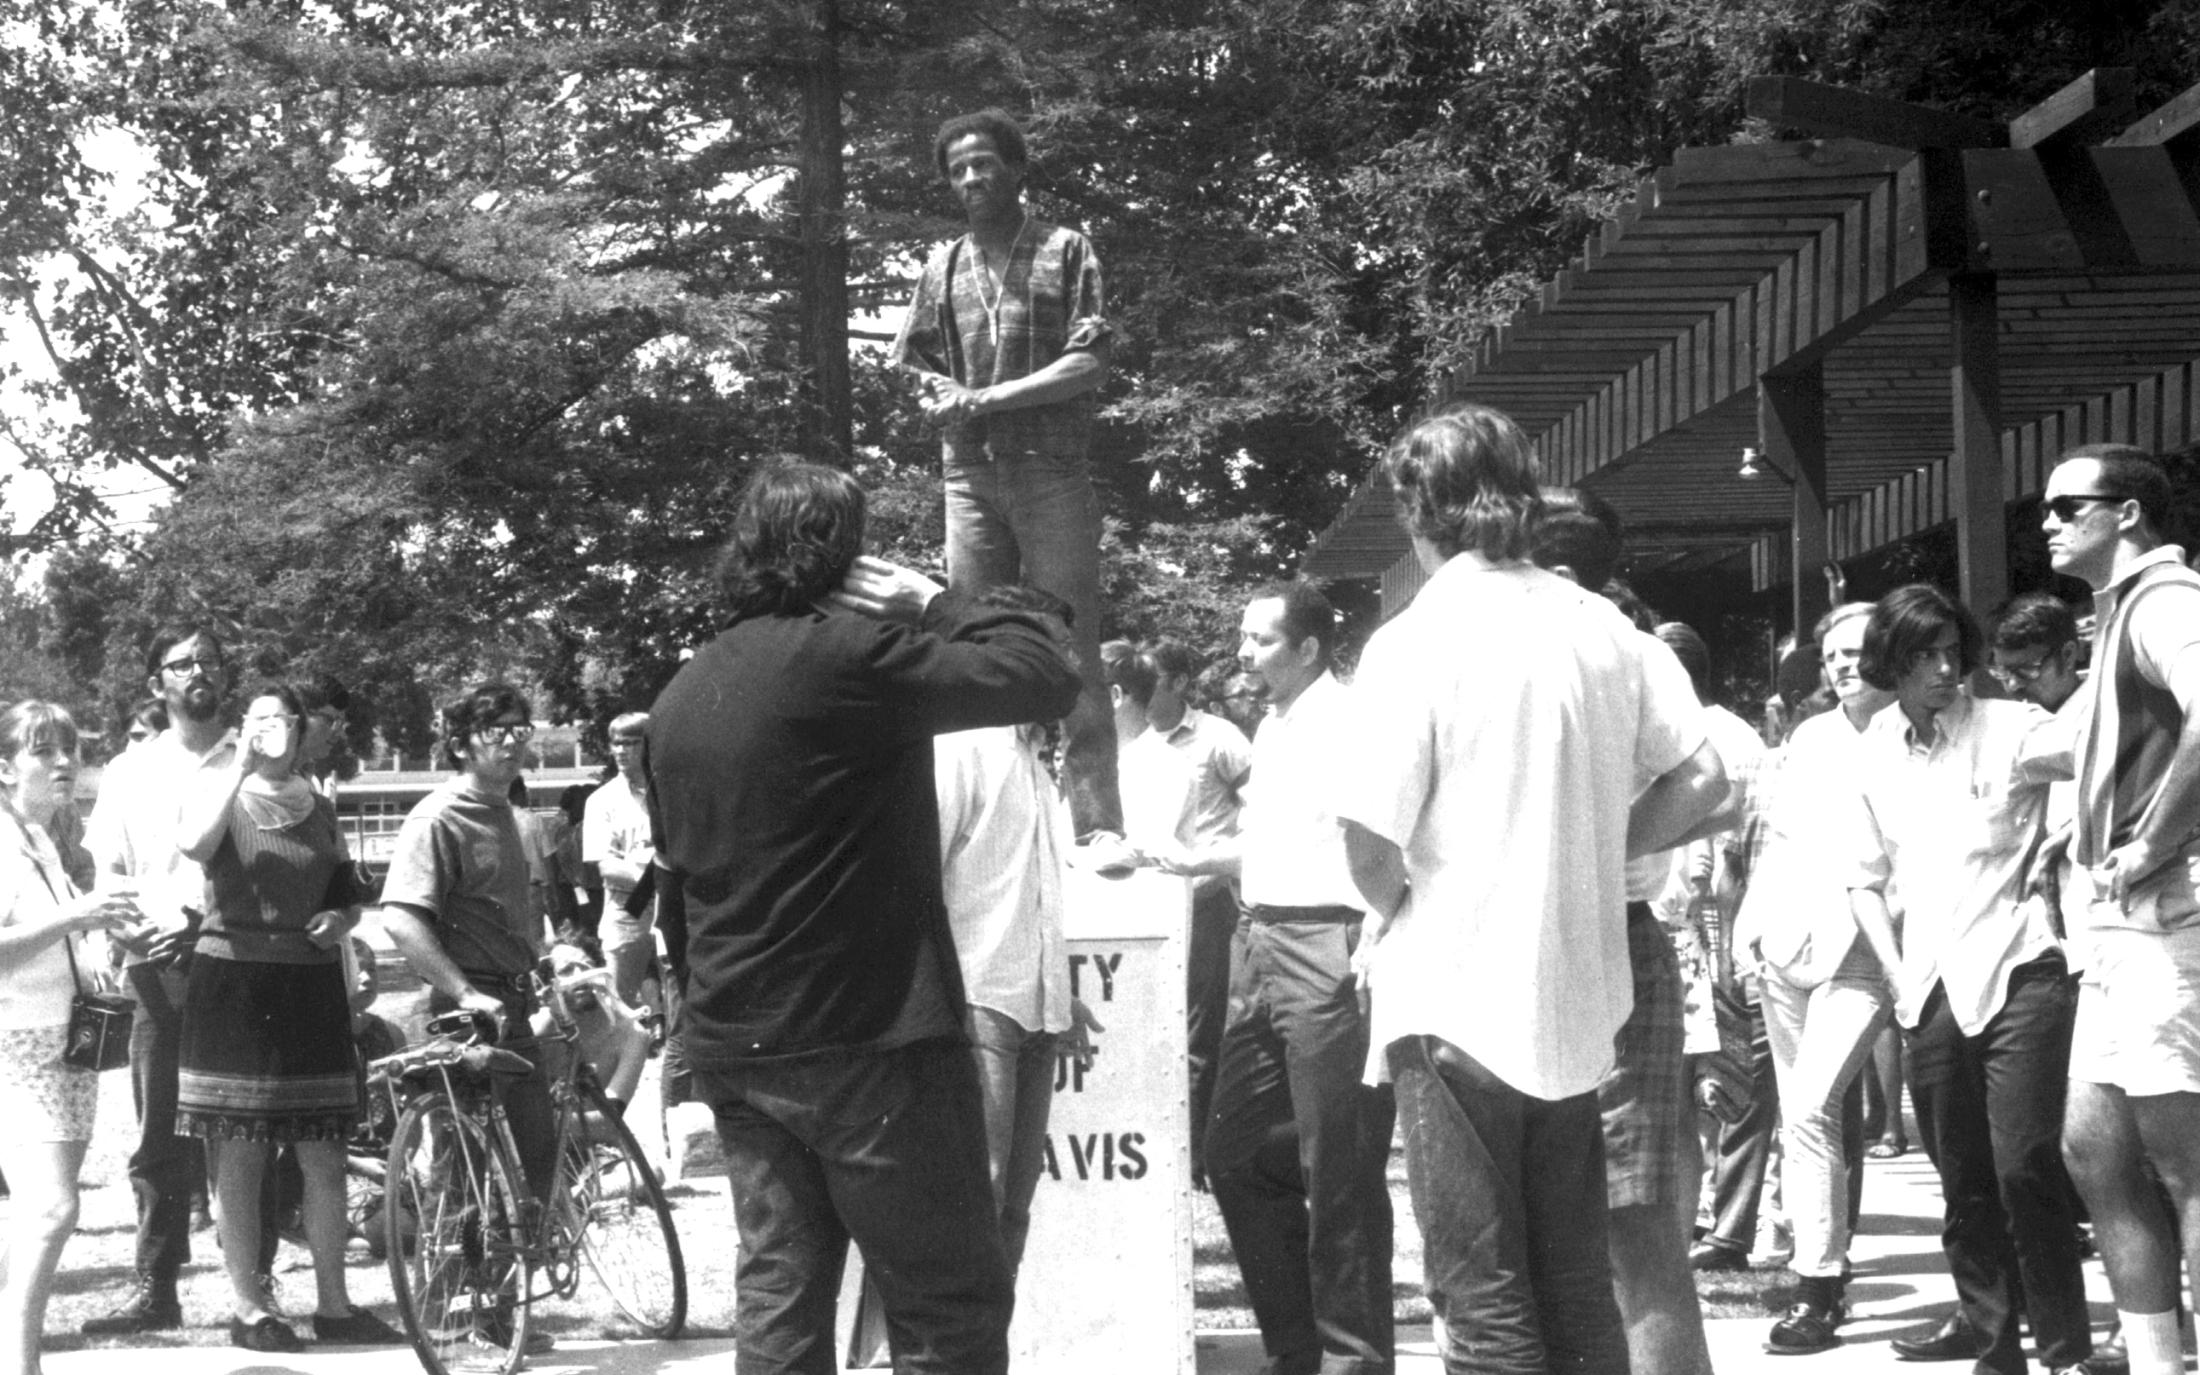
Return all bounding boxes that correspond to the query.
[582,779,654,904]
[1338,557,1697,1101]
[84,727,238,964]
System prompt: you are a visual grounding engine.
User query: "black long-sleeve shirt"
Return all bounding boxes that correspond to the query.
[644,592,1080,1065]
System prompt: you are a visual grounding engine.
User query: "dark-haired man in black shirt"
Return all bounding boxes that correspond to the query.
[646,461,1080,1375]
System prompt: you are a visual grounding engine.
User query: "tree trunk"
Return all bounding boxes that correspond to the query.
[795,0,852,464]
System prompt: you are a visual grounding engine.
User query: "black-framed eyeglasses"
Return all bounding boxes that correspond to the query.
[159,655,223,677]
[1988,658,2054,685]
[2043,493,2129,522]
[472,722,536,745]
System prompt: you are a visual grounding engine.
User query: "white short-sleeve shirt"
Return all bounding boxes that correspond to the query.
[1338,557,1697,1100]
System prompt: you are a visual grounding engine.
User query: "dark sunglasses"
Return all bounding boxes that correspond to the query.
[2043,493,2129,522]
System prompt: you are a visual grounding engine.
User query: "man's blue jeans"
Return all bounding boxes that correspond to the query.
[967,1006,1058,1273]
[1389,1036,1629,1375]
[944,449,1118,836]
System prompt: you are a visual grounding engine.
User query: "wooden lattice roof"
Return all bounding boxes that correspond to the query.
[1303,72,2200,603]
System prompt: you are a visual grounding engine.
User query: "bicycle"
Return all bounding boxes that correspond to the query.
[369,959,688,1375]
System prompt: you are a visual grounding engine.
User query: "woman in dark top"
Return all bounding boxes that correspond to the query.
[176,683,400,1353]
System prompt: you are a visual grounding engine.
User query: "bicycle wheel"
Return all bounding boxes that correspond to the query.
[386,1091,534,1375]
[557,1077,686,1338]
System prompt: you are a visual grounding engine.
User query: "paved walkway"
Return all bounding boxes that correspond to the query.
[50,1137,2165,1374]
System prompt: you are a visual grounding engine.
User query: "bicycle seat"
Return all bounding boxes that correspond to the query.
[370,1040,536,1085]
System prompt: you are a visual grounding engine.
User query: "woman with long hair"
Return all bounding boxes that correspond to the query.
[0,702,137,1375]
[174,682,400,1352]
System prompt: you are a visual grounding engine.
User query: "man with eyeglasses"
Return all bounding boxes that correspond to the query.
[375,684,559,1357]
[1837,585,2095,1375]
[1990,593,2085,715]
[79,627,236,1335]
[2028,445,2200,1375]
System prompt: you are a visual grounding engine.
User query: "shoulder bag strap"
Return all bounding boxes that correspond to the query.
[19,838,87,995]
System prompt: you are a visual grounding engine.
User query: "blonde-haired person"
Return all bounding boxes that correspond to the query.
[0,702,138,1375]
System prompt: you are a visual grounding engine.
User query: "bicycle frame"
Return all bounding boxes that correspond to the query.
[372,965,640,1298]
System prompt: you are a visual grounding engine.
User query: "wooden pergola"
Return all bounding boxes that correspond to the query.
[1302,70,2200,632]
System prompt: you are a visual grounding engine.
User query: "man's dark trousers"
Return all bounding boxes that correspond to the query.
[707,1035,1013,1375]
[1186,882,1238,1183]
[125,962,196,1291]
[1906,954,2090,1375]
[1204,908,1395,1375]
[1700,998,1775,1256]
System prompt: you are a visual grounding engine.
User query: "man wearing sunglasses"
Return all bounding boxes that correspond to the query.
[2033,445,2200,1375]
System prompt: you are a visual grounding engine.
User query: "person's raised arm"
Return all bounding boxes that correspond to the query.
[1628,738,1729,858]
[176,748,254,864]
[826,558,1082,734]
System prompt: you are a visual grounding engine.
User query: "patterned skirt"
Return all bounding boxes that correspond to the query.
[0,1025,98,1143]
[176,953,359,1142]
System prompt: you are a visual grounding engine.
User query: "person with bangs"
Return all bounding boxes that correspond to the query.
[174,681,399,1354]
[0,701,138,1375]
[1839,585,2092,1375]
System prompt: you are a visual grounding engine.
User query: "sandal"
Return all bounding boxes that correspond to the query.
[1867,1140,1906,1159]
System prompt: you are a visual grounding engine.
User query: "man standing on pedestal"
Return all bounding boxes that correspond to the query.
[893,108,1121,841]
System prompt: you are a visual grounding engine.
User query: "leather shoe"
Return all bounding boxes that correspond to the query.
[2088,1322,2128,1375]
[79,1279,182,1336]
[230,1315,304,1353]
[1892,1312,1983,1361]
[312,1306,405,1345]
[1690,1240,1747,1271]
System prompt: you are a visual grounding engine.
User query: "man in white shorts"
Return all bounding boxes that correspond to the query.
[2040,443,2200,1375]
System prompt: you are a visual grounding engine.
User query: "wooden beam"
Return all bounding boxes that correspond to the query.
[1747,76,2006,149]
[2111,77,2200,147]
[1761,367,1829,635]
[2010,68,2137,150]
[1950,273,2009,614]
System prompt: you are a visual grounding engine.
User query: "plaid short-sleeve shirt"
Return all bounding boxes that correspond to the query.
[893,218,1111,462]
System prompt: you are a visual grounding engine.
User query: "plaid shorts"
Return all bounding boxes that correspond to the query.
[1598,905,1690,1209]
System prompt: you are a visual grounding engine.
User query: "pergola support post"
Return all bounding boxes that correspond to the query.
[1760,367,1829,636]
[1950,272,2009,616]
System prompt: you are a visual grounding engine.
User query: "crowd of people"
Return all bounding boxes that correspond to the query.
[0,641,674,1368]
[6,102,2200,1375]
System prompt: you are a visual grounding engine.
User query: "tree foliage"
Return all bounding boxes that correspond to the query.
[7,0,2200,736]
